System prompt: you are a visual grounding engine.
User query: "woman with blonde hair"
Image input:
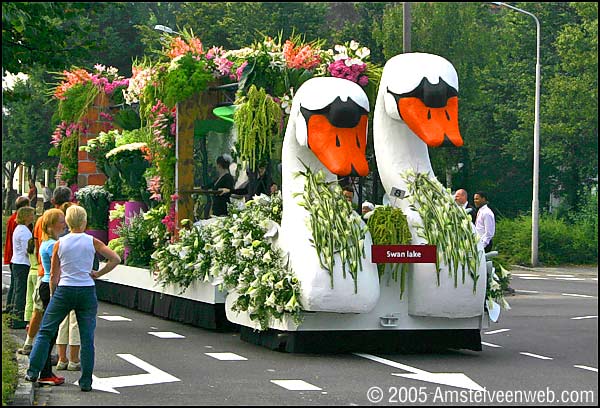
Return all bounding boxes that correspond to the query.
[22,208,68,385]
[26,205,120,392]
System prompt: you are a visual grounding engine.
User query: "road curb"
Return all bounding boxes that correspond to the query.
[11,334,36,406]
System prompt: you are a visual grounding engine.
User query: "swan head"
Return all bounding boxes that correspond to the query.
[381,53,463,147]
[290,77,370,176]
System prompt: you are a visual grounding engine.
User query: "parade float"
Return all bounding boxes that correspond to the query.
[54,30,510,350]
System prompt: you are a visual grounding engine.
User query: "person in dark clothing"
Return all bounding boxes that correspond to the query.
[253,163,272,197]
[212,155,235,216]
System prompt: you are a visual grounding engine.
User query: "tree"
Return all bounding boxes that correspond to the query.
[2,68,57,199]
[542,2,598,210]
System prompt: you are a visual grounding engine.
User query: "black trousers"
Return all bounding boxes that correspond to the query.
[11,263,30,326]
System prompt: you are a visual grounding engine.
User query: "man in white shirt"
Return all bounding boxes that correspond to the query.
[454,188,476,223]
[474,191,495,253]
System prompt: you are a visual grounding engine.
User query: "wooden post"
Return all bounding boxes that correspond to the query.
[175,87,224,227]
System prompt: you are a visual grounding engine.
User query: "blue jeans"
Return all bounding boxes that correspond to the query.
[27,286,97,388]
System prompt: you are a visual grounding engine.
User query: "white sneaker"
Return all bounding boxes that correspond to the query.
[67,361,81,371]
[56,361,68,370]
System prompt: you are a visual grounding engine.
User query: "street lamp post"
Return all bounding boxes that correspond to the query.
[153,24,179,35]
[492,2,541,266]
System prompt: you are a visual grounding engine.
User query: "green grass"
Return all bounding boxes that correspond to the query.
[2,317,19,405]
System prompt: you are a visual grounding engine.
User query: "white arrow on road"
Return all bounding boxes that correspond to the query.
[75,353,180,394]
[355,353,485,391]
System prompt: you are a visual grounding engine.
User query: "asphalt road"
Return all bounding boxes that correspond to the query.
[4,264,598,406]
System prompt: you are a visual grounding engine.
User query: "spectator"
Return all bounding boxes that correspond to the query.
[41,182,53,211]
[3,196,31,315]
[26,205,121,392]
[56,311,81,371]
[10,206,35,329]
[361,201,375,220]
[17,187,71,361]
[342,186,354,204]
[21,208,67,384]
[28,181,38,211]
[474,191,495,253]
[454,188,476,223]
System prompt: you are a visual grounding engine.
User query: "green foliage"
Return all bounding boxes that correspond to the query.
[112,108,141,131]
[117,214,155,267]
[296,165,367,293]
[403,169,480,291]
[74,185,112,230]
[495,212,598,266]
[366,206,412,298]
[59,134,79,186]
[107,237,125,260]
[234,85,283,172]
[161,53,212,107]
[107,147,150,201]
[55,82,99,123]
[2,317,19,405]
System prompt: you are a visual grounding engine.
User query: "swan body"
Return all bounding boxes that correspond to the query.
[279,77,380,313]
[374,53,487,318]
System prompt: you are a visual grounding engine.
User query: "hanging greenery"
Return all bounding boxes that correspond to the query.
[233,85,283,172]
[295,163,367,293]
[402,169,480,291]
[366,206,412,298]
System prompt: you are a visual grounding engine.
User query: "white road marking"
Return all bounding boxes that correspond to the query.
[516,289,539,294]
[484,328,511,335]
[520,352,553,360]
[150,326,158,330]
[270,380,322,391]
[570,315,597,320]
[75,353,180,393]
[561,293,596,299]
[547,274,574,277]
[99,315,132,321]
[148,332,185,339]
[205,352,247,361]
[512,273,538,277]
[555,277,586,281]
[481,342,503,348]
[355,353,484,391]
[519,277,550,280]
[574,365,598,373]
[204,345,213,349]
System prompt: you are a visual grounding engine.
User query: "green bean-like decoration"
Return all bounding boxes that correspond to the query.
[402,169,480,292]
[366,206,412,299]
[233,85,283,172]
[294,164,367,293]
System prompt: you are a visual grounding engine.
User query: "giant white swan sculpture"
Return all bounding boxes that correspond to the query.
[279,77,380,313]
[374,53,487,318]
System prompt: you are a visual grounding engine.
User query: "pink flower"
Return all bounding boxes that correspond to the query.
[236,62,248,81]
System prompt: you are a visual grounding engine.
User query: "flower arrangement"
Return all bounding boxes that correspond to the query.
[74,185,113,230]
[295,165,367,293]
[142,100,177,202]
[49,121,87,186]
[116,212,155,267]
[402,169,480,291]
[366,206,412,298]
[151,192,301,330]
[487,261,512,311]
[233,85,283,171]
[327,40,371,86]
[105,142,150,201]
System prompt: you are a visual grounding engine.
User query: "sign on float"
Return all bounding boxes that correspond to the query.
[371,245,437,263]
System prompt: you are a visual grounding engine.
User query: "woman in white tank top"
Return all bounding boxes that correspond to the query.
[26,205,121,392]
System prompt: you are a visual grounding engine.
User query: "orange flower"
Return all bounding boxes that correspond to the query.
[283,40,320,70]
[168,36,204,59]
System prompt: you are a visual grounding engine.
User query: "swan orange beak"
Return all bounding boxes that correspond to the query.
[306,114,369,177]
[397,96,463,147]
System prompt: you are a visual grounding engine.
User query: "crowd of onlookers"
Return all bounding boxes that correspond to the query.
[4,185,120,391]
